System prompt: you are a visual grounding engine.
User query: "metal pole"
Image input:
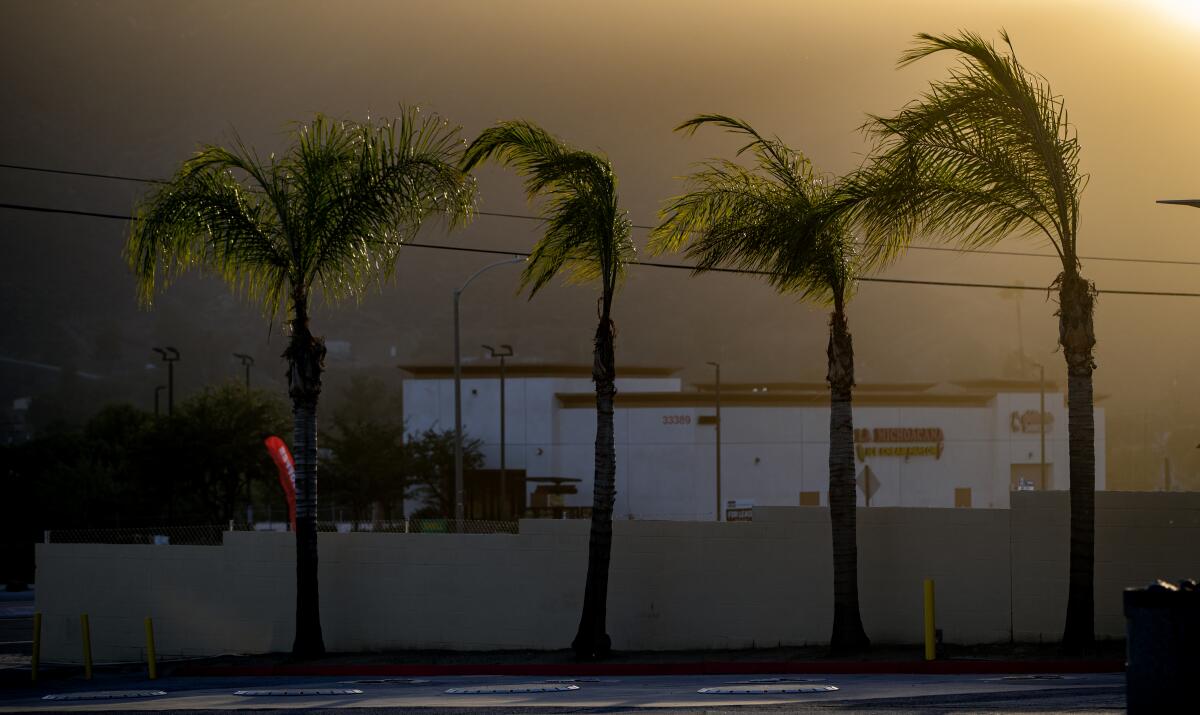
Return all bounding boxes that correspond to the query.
[453,289,464,526]
[499,353,507,519]
[1039,363,1046,489]
[453,257,522,528]
[234,353,254,391]
[708,361,721,521]
[154,385,164,418]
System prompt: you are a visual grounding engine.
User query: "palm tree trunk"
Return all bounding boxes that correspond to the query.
[286,288,327,657]
[572,307,617,660]
[827,299,870,654]
[1058,270,1096,651]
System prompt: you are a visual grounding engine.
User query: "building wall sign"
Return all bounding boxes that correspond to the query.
[854,427,945,461]
[1010,410,1053,434]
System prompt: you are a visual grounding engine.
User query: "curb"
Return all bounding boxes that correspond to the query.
[176,659,1125,677]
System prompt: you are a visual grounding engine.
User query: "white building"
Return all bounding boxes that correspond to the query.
[401,365,1106,520]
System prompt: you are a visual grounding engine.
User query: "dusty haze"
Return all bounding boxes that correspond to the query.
[2,0,1199,488]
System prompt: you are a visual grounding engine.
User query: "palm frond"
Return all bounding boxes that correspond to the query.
[653,115,856,306]
[463,120,633,301]
[126,108,475,316]
[856,30,1084,267]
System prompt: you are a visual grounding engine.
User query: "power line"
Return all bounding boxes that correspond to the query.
[4,160,1200,268]
[3,199,1200,299]
[0,162,166,185]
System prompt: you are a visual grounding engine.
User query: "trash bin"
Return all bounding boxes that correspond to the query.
[1124,578,1199,713]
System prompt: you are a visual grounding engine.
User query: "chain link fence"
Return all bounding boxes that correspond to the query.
[45,525,228,546]
[43,519,521,545]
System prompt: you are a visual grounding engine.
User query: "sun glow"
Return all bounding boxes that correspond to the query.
[1148,0,1200,28]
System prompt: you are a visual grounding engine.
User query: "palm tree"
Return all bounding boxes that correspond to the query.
[651,115,871,654]
[850,30,1095,649]
[462,120,633,659]
[125,109,475,656]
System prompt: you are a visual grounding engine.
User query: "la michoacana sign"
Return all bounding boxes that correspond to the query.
[854,427,944,462]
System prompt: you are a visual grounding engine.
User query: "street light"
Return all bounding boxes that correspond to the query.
[483,344,515,519]
[453,256,524,526]
[233,353,254,390]
[154,385,166,417]
[152,347,180,415]
[707,361,722,521]
[1157,198,1200,458]
[1030,361,1047,490]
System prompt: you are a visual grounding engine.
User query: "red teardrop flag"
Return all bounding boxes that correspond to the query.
[264,436,297,532]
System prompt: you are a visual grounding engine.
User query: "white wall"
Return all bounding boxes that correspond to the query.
[35,492,1197,662]
[404,377,1107,518]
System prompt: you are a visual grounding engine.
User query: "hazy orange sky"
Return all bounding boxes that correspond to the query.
[3,1,1200,482]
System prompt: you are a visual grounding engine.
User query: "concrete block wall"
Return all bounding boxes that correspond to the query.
[1011,491,1200,640]
[35,492,1200,662]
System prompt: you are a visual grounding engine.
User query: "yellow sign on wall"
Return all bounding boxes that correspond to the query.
[854,427,945,461]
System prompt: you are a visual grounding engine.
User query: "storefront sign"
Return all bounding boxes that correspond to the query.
[725,499,754,521]
[854,427,944,461]
[1011,410,1053,434]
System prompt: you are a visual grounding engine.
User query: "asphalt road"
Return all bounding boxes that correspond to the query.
[0,592,33,670]
[0,672,1125,713]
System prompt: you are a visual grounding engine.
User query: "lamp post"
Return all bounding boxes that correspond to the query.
[1157,198,1200,477]
[1032,361,1047,489]
[154,385,165,418]
[454,257,524,526]
[233,353,254,390]
[707,361,722,521]
[152,347,180,415]
[483,344,514,519]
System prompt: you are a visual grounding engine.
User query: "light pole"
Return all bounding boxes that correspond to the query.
[154,385,166,418]
[1157,198,1200,482]
[483,344,514,519]
[1032,361,1047,489]
[233,353,254,390]
[152,347,180,415]
[707,361,722,521]
[454,256,523,526]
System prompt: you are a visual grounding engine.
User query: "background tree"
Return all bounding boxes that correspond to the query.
[321,377,408,526]
[125,108,475,655]
[652,115,871,654]
[167,383,290,524]
[462,120,634,659]
[404,427,484,519]
[0,387,287,585]
[850,31,1095,649]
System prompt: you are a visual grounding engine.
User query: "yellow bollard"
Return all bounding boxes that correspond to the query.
[31,612,41,683]
[144,617,157,680]
[80,613,93,680]
[923,579,936,661]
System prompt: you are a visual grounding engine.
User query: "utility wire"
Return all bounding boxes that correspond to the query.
[4,160,1200,268]
[5,200,1195,298]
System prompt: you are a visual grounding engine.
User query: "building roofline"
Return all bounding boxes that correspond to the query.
[690,381,941,393]
[950,378,1060,392]
[400,364,680,379]
[555,391,996,409]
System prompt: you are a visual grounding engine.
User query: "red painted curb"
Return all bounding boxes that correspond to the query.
[175,659,1124,677]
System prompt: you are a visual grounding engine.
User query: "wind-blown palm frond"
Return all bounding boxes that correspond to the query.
[652,114,856,306]
[851,30,1084,268]
[462,120,633,301]
[127,108,476,314]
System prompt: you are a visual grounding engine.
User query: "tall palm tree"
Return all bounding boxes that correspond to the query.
[462,120,633,659]
[850,30,1095,649]
[652,115,871,654]
[125,109,475,656]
